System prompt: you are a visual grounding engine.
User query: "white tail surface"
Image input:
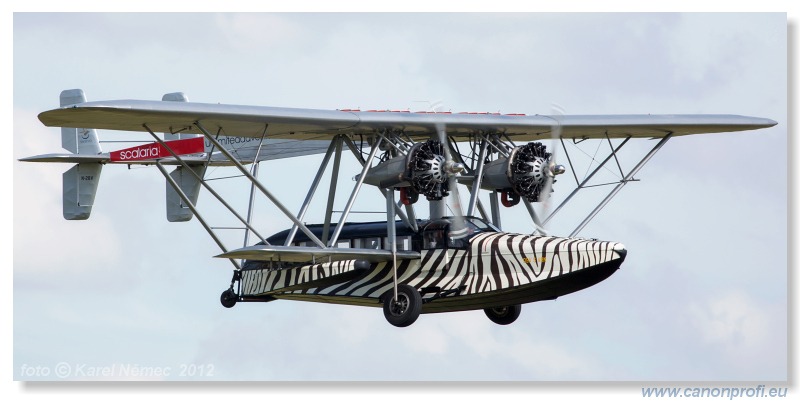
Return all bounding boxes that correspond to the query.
[59,89,104,220]
[62,163,102,220]
[166,165,205,222]
[162,92,205,222]
[60,89,102,155]
[162,92,201,141]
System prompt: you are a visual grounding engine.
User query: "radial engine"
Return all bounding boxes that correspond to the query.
[362,139,563,207]
[479,142,565,206]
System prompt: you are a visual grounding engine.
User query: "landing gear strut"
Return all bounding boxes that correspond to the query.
[220,270,240,308]
[382,284,422,327]
[484,304,522,325]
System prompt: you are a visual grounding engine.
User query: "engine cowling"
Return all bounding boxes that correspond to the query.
[361,139,451,201]
[407,140,450,201]
[480,142,557,203]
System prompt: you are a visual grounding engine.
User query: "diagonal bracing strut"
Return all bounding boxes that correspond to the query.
[568,133,673,237]
[143,125,271,246]
[193,121,328,249]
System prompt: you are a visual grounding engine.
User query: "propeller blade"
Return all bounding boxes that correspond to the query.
[447,175,469,238]
[435,122,452,162]
[534,104,565,235]
[436,122,468,238]
[539,107,559,211]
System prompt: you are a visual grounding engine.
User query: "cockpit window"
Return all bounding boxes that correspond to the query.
[424,229,445,249]
[464,216,500,232]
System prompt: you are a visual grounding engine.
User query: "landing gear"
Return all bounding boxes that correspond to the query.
[484,304,521,325]
[382,285,422,327]
[220,289,238,308]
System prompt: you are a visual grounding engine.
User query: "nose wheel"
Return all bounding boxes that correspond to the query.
[382,285,422,327]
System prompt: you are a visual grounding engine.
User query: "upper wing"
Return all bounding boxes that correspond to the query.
[38,99,777,141]
[216,244,421,263]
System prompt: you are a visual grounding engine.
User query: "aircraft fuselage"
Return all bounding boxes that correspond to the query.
[238,218,627,313]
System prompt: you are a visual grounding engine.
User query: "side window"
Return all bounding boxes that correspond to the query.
[363,237,380,249]
[399,236,411,250]
[385,236,412,251]
[411,235,424,251]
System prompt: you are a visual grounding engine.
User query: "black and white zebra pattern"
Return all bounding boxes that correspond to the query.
[240,233,625,303]
[241,260,356,295]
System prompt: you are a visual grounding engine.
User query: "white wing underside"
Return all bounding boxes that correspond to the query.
[39,99,777,141]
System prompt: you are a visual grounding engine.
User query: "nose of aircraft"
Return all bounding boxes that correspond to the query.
[520,236,627,268]
[613,242,627,260]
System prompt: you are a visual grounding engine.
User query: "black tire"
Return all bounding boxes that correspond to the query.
[220,289,238,308]
[382,285,422,327]
[484,304,521,325]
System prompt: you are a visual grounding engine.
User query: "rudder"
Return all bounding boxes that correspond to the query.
[167,165,205,222]
[63,163,102,220]
[60,89,102,155]
[162,92,204,222]
[59,89,104,220]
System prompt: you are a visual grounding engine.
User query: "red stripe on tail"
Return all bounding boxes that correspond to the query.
[110,137,204,162]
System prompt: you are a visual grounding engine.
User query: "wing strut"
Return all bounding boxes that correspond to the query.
[285,136,341,246]
[386,188,399,301]
[193,121,328,249]
[321,136,344,245]
[242,129,269,250]
[543,136,632,227]
[466,138,489,217]
[143,125,271,245]
[489,190,502,229]
[568,132,673,236]
[327,136,384,247]
[154,160,241,271]
[341,135,416,230]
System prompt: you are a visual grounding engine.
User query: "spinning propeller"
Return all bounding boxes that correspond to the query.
[435,122,468,238]
[531,104,567,235]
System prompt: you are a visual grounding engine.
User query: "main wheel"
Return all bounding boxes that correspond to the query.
[220,289,238,308]
[484,304,521,325]
[382,285,422,327]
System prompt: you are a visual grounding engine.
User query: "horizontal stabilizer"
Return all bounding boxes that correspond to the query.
[217,245,420,263]
[63,163,102,220]
[19,153,110,163]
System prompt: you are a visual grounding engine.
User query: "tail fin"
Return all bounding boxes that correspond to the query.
[60,89,102,155]
[162,92,204,222]
[167,165,205,222]
[162,92,201,141]
[59,89,104,220]
[63,163,102,220]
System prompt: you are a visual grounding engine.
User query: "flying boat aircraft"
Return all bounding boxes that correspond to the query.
[21,89,777,327]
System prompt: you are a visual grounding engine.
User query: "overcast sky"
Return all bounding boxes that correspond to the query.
[8,8,793,401]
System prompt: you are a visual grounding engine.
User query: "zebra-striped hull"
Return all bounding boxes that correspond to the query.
[239,233,626,313]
